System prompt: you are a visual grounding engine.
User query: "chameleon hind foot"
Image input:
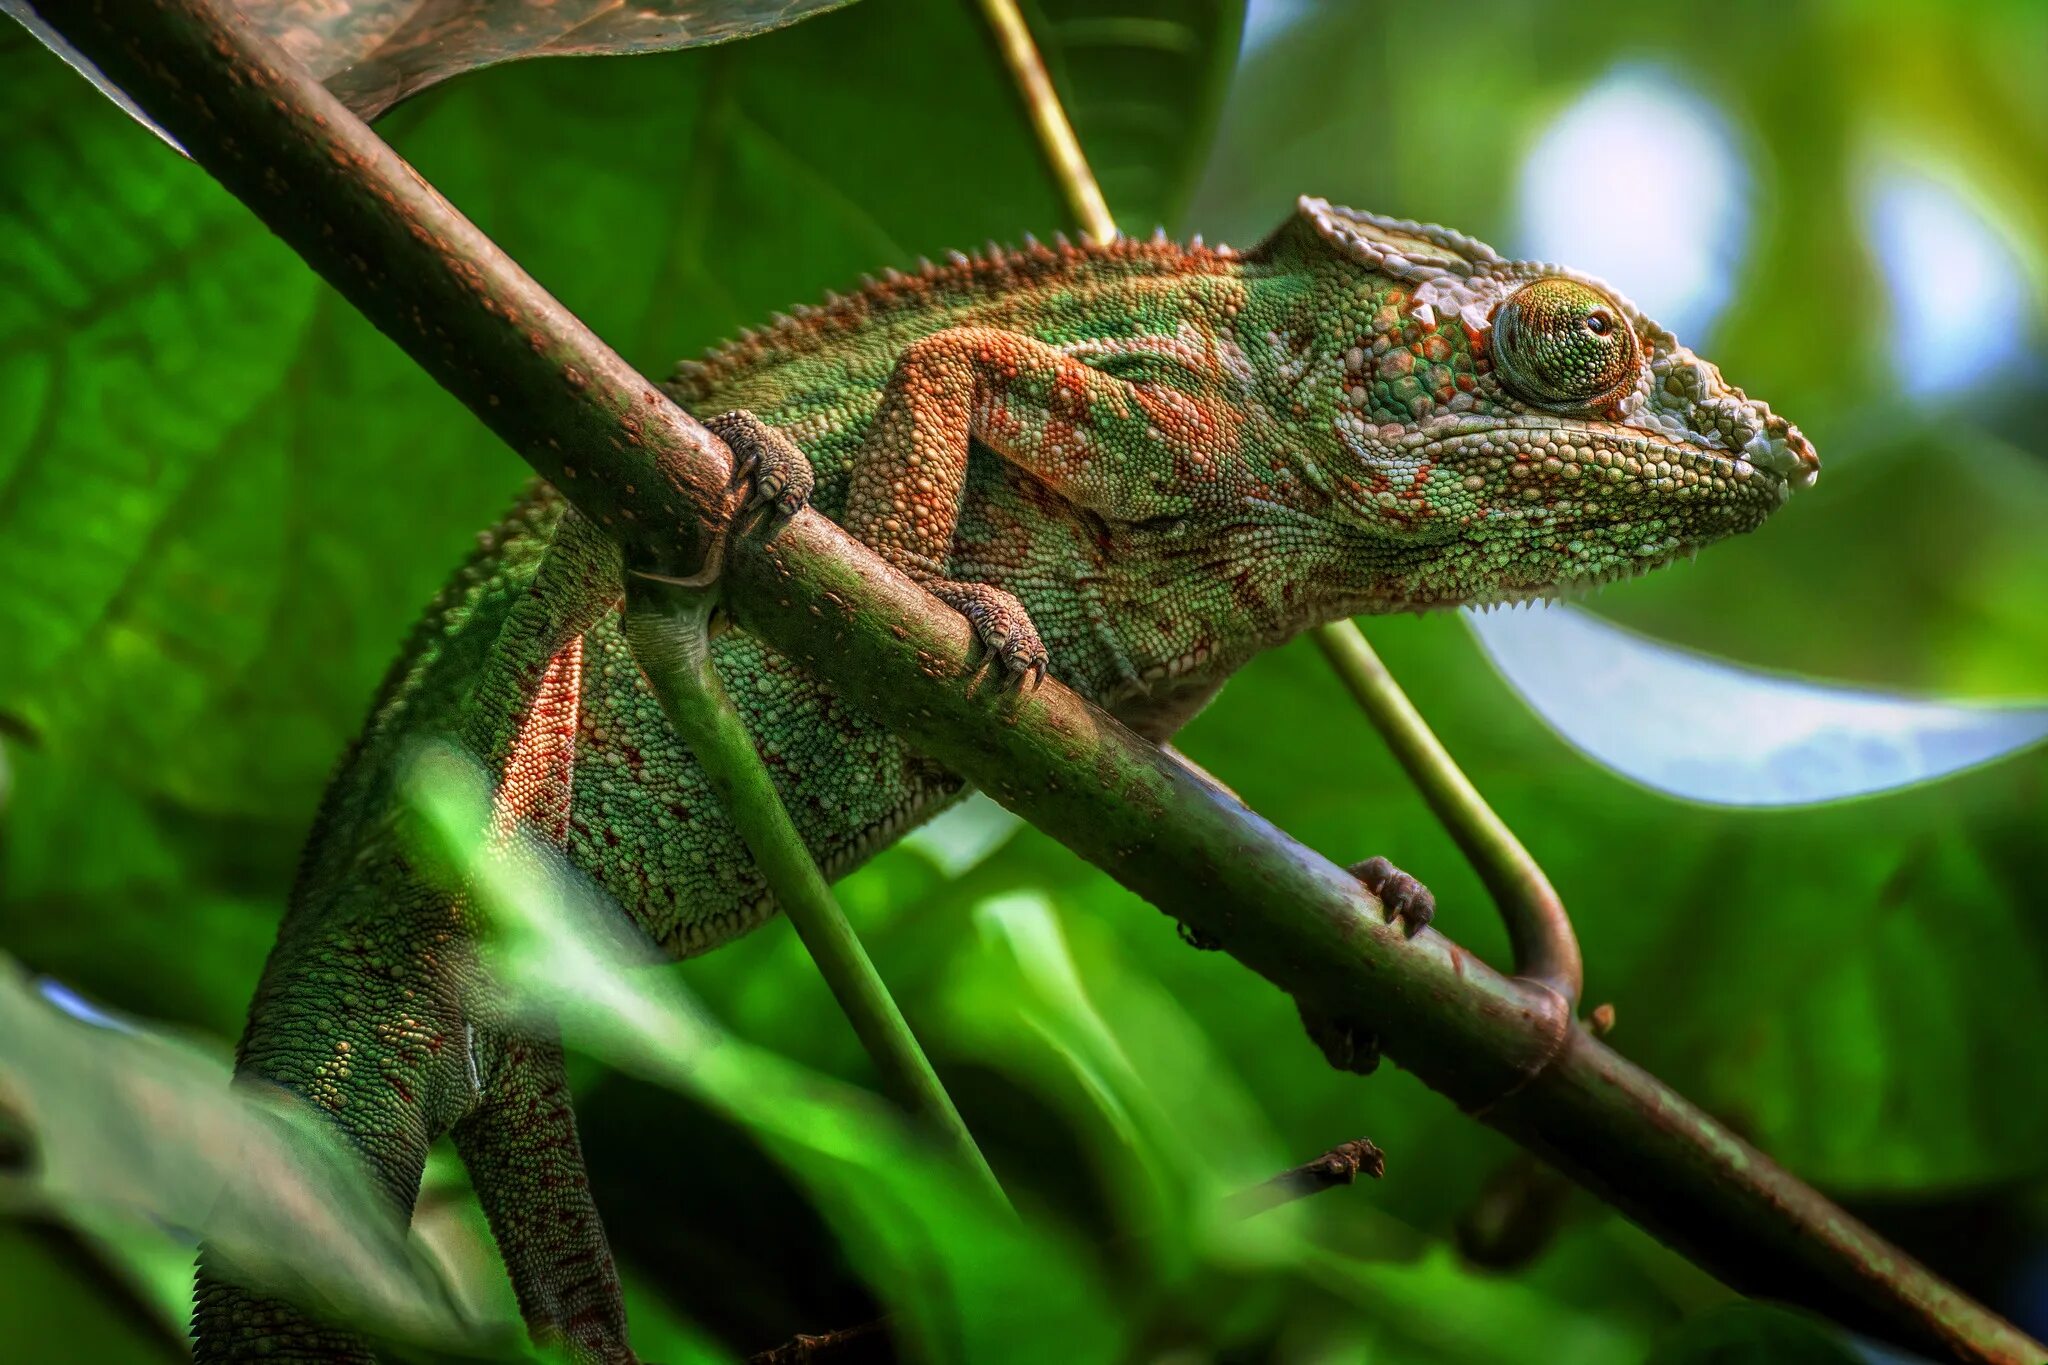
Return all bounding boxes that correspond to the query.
[931,578,1049,686]
[707,408,814,517]
[1349,855,1435,936]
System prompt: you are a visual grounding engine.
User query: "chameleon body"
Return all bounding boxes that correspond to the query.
[192,199,1816,1362]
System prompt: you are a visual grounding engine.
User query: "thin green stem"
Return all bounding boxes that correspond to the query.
[619,573,1008,1208]
[970,0,1583,1008]
[1312,621,1583,1003]
[972,0,1118,244]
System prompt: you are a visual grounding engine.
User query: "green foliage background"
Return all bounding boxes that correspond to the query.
[2,0,2045,1360]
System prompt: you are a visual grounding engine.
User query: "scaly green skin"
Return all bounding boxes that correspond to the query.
[193,200,1815,1363]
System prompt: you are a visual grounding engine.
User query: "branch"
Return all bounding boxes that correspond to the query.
[33,2,2043,1361]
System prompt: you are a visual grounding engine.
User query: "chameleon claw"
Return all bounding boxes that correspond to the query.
[708,408,815,524]
[931,579,1051,687]
[1297,1001,1381,1076]
[1348,855,1436,937]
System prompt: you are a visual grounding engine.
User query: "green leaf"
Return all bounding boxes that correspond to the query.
[3,0,862,130]
[1024,0,1246,231]
[250,0,862,122]
[0,955,505,1355]
[403,742,1126,1365]
[0,0,1233,1021]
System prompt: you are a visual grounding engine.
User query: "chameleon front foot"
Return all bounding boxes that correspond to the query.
[932,578,1049,686]
[1349,855,1435,937]
[708,407,814,518]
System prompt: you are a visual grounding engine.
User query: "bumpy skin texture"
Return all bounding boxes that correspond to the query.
[194,200,1814,1362]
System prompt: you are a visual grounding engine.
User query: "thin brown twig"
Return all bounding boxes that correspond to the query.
[1224,1137,1387,1220]
[746,1318,892,1365]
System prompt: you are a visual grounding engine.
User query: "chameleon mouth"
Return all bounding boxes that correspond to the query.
[1334,414,1812,614]
[1409,417,1800,498]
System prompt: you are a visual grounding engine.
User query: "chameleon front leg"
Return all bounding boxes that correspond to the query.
[842,325,1221,683]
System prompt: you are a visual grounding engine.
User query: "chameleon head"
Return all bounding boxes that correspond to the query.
[1293,197,1818,609]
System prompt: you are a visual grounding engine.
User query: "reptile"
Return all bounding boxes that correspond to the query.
[191,197,1817,1362]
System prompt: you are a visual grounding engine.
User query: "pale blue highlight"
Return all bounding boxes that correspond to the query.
[1466,605,2048,807]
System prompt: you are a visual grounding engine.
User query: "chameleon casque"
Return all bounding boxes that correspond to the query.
[193,198,1817,1361]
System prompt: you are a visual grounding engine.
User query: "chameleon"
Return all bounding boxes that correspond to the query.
[191,197,1817,1362]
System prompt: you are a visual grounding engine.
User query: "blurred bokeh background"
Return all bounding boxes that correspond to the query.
[2,0,2045,1360]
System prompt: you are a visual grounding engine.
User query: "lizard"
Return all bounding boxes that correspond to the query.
[191,197,1817,1363]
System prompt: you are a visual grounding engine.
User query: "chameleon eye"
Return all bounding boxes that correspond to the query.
[1491,278,1639,409]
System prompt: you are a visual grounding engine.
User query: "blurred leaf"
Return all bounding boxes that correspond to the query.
[1026,0,1246,231]
[0,747,283,1037]
[1467,604,2048,806]
[900,794,1023,878]
[1642,1303,1862,1365]
[939,891,1283,1239]
[1307,1245,1648,1365]
[0,954,502,1354]
[403,742,1126,1365]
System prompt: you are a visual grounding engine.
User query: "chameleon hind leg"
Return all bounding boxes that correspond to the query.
[454,528,640,1363]
[194,509,634,1363]
[454,510,643,1363]
[444,427,817,1363]
[839,325,1220,684]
